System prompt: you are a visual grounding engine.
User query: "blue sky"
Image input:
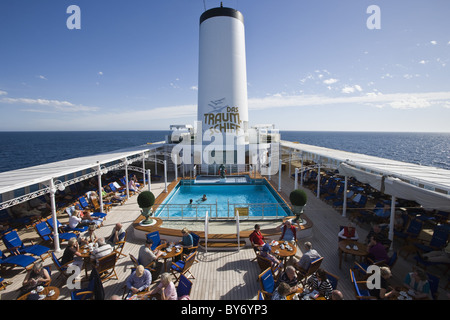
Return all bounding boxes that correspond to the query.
[0,0,449,132]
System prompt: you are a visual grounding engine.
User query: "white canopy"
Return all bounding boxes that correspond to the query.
[281,140,450,211]
[0,142,165,196]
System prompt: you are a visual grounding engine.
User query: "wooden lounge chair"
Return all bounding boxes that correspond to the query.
[95,252,118,282]
[258,267,275,300]
[296,256,324,286]
[113,231,128,259]
[170,251,196,284]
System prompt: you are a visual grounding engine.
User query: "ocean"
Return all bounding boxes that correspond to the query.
[0,131,449,173]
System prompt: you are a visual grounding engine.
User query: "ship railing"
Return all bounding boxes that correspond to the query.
[152,202,291,221]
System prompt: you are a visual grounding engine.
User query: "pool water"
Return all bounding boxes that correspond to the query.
[154,180,290,219]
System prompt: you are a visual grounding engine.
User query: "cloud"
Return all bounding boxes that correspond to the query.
[98,71,103,75]
[430,40,437,45]
[323,78,338,85]
[419,60,428,65]
[190,86,198,91]
[341,85,362,94]
[247,91,450,111]
[37,75,47,80]
[1,97,99,113]
[0,90,7,96]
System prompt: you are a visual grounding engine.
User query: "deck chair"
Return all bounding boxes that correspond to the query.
[184,232,200,264]
[0,250,37,270]
[257,290,266,300]
[91,196,112,214]
[50,252,74,280]
[177,274,193,300]
[413,225,449,255]
[349,269,376,300]
[47,216,88,233]
[426,272,440,300]
[71,268,104,300]
[297,257,324,286]
[2,230,51,260]
[170,251,196,284]
[113,231,128,259]
[95,252,118,282]
[108,182,127,199]
[78,196,107,219]
[325,270,340,290]
[258,267,275,300]
[34,220,78,244]
[394,218,423,246]
[256,253,281,279]
[146,231,167,251]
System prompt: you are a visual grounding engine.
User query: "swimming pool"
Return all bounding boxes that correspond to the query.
[154,177,291,220]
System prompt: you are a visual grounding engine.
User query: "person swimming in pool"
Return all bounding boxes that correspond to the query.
[202,194,207,201]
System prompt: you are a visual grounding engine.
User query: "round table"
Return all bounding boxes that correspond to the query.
[157,243,183,271]
[338,239,368,269]
[17,286,60,300]
[270,240,297,268]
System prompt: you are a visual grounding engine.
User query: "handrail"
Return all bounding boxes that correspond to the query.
[152,201,291,220]
[205,210,209,253]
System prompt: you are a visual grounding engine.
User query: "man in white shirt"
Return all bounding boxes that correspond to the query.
[91,237,113,262]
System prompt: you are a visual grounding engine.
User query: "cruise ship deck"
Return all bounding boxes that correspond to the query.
[1,169,448,301]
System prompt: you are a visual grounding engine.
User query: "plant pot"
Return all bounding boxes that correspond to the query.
[292,205,305,224]
[140,207,153,225]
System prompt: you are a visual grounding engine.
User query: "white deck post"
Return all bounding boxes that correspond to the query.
[49,179,60,252]
[342,176,348,217]
[124,159,130,199]
[294,168,299,190]
[316,161,321,198]
[300,154,304,187]
[97,163,104,213]
[142,152,146,187]
[389,196,396,251]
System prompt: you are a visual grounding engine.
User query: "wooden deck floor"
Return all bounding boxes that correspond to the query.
[0,170,448,301]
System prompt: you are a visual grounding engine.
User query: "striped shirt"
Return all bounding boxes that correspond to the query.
[307,274,333,300]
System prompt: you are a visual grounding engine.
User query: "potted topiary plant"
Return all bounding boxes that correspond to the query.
[289,189,307,223]
[137,191,155,225]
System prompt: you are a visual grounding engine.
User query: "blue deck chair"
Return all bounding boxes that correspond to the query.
[78,196,107,219]
[107,183,127,201]
[71,268,104,300]
[177,274,193,300]
[258,267,275,300]
[47,216,88,234]
[170,252,196,284]
[394,218,423,246]
[257,290,265,300]
[413,225,449,254]
[146,231,167,251]
[35,220,78,243]
[349,269,376,300]
[325,270,339,290]
[324,184,344,202]
[426,273,439,300]
[78,196,106,218]
[0,251,37,270]
[2,230,50,260]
